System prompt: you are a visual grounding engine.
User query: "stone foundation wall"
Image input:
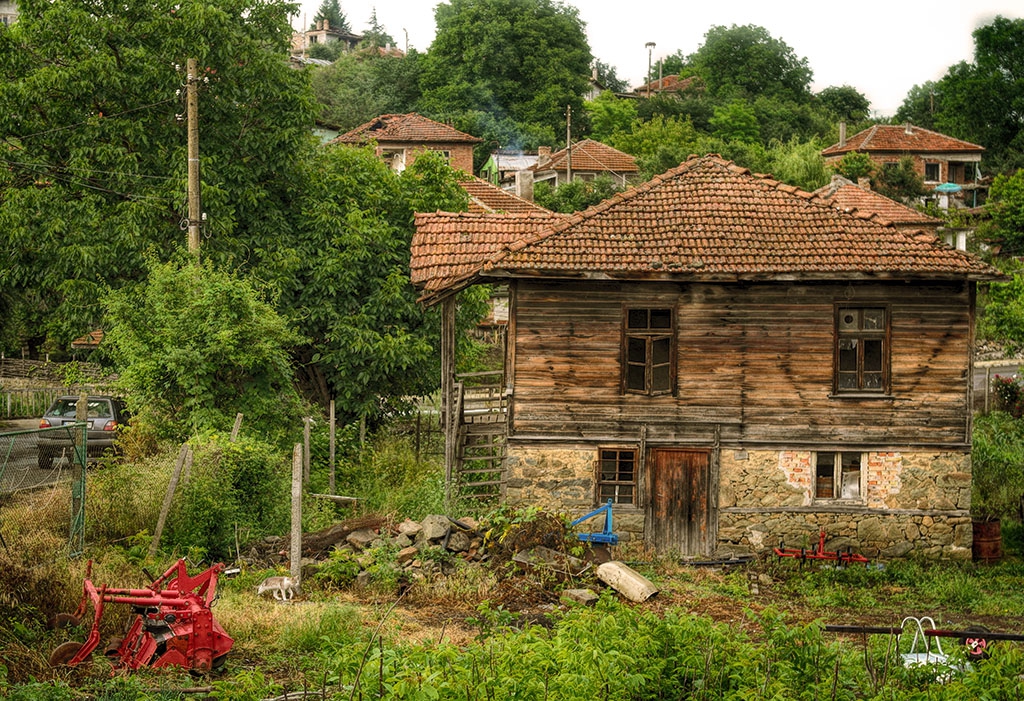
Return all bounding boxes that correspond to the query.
[504,444,973,558]
[719,449,972,559]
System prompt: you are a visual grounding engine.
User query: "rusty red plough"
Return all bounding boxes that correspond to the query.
[774,530,870,566]
[49,559,233,672]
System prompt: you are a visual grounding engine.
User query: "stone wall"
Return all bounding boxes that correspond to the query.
[504,443,973,559]
[719,449,973,559]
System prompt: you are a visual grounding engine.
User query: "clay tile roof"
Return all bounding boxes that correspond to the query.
[459,176,550,214]
[634,74,700,94]
[822,124,984,157]
[412,155,1000,304]
[534,139,638,174]
[330,113,482,145]
[813,177,941,227]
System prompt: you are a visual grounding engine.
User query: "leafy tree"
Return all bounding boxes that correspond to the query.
[361,7,395,50]
[0,0,316,357]
[608,115,701,177]
[593,59,628,93]
[831,152,874,181]
[419,0,592,148]
[895,81,940,130]
[983,169,1024,253]
[311,51,422,130]
[816,85,870,122]
[751,96,830,145]
[533,175,622,213]
[104,259,302,440]
[875,156,926,201]
[266,146,485,422]
[687,24,812,102]
[710,100,759,144]
[311,0,350,32]
[764,138,829,191]
[585,91,637,142]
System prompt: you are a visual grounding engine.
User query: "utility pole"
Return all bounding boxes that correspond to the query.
[645,42,656,98]
[186,58,202,258]
[566,105,572,183]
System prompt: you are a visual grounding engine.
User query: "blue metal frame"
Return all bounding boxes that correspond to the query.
[571,499,619,545]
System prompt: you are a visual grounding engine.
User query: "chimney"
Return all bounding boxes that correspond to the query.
[839,121,846,148]
[905,121,913,135]
[515,169,534,202]
[857,177,871,190]
[592,65,598,81]
[323,19,329,30]
[537,146,551,166]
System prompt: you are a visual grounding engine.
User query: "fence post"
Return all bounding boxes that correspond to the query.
[290,443,303,583]
[329,400,336,495]
[303,417,311,484]
[149,443,190,558]
[69,392,88,557]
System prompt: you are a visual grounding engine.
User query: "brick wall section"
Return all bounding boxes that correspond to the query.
[379,142,475,174]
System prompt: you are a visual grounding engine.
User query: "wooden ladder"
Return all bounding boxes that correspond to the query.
[455,372,507,500]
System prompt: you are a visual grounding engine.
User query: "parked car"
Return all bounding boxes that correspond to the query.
[37,395,130,469]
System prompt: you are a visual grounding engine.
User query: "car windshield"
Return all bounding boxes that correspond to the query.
[49,399,112,419]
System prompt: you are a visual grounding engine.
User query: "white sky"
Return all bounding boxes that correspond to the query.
[294,0,1022,117]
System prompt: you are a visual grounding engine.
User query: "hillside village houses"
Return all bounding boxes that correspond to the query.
[412,154,1001,560]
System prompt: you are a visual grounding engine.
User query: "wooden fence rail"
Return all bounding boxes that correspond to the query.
[2,388,65,419]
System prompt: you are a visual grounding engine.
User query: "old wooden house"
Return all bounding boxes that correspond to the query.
[411,155,1000,559]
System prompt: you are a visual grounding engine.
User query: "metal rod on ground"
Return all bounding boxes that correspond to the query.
[150,443,190,558]
[230,413,243,442]
[329,400,335,495]
[303,417,311,484]
[290,443,302,582]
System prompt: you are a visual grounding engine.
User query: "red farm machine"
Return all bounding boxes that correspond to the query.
[49,559,233,672]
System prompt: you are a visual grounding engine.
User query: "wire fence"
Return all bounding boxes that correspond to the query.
[0,424,87,556]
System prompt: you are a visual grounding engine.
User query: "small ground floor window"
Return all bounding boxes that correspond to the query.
[597,448,637,505]
[815,452,863,500]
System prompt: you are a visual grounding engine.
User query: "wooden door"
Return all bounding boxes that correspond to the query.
[647,449,710,555]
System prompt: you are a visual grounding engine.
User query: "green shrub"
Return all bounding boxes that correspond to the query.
[972,412,1024,521]
[314,549,362,589]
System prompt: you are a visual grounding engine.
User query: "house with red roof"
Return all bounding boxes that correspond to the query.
[412,155,1000,560]
[821,124,984,197]
[530,139,639,188]
[330,113,481,174]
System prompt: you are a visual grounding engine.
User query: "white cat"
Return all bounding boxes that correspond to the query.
[256,575,299,602]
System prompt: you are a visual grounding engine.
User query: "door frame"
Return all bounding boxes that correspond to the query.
[645,447,716,556]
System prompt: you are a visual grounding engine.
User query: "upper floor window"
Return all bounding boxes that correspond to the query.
[430,149,452,164]
[835,307,889,393]
[623,308,674,395]
[597,448,637,505]
[381,148,406,172]
[924,162,940,182]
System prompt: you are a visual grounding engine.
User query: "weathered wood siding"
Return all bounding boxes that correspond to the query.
[509,279,972,447]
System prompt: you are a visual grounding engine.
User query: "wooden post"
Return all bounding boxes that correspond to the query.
[303,416,311,484]
[230,413,243,442]
[150,443,190,558]
[328,400,336,495]
[186,57,202,257]
[441,296,457,508]
[290,443,303,582]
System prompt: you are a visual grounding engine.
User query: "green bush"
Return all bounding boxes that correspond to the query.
[166,435,290,560]
[972,412,1024,521]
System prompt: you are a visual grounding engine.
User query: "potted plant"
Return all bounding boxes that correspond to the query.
[971,406,1024,561]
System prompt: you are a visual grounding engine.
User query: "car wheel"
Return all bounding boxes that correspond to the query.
[37,448,54,470]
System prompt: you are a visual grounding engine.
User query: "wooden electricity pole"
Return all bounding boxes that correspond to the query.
[565,105,572,183]
[186,58,202,257]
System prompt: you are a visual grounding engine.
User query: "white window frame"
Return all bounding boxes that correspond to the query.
[924,162,940,182]
[381,148,406,172]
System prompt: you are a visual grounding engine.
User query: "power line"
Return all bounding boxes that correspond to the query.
[7,97,178,142]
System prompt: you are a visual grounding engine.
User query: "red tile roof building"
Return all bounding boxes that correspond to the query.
[414,155,993,303]
[821,124,984,189]
[459,176,552,215]
[330,113,481,174]
[813,176,942,234]
[530,139,639,187]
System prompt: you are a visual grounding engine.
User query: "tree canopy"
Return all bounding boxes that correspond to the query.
[419,0,592,149]
[311,0,350,32]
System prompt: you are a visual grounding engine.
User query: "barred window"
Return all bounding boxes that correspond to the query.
[597,449,636,505]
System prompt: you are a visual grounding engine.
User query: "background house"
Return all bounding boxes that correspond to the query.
[330,113,481,174]
[412,155,999,560]
[291,19,363,56]
[529,139,639,188]
[0,0,16,26]
[822,123,986,207]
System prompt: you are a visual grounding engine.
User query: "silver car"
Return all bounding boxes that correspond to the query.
[37,395,130,469]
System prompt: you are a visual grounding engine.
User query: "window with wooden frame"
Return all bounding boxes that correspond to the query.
[814,452,863,501]
[835,306,889,394]
[597,448,637,505]
[623,308,674,395]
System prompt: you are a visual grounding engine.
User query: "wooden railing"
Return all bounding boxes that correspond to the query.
[1,388,65,419]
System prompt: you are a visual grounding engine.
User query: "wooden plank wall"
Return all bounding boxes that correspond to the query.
[510,279,972,447]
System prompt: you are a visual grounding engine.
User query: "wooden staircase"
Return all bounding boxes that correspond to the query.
[454,371,507,500]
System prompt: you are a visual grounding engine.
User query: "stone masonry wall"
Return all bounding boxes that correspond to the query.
[504,445,645,542]
[504,444,973,559]
[718,449,973,560]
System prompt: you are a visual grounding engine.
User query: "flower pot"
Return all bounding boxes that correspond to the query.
[972,519,1002,563]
